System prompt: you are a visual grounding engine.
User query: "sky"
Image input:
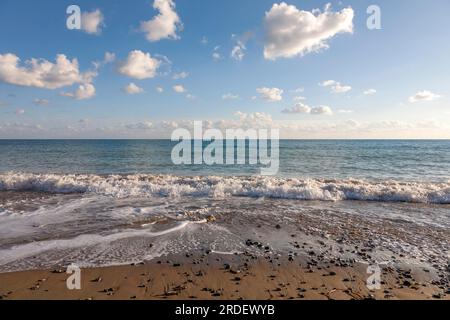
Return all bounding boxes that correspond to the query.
[0,0,450,139]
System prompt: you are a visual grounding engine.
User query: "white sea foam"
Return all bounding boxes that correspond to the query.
[1,172,450,204]
[0,220,201,266]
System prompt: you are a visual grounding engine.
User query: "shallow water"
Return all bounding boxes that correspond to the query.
[0,140,449,273]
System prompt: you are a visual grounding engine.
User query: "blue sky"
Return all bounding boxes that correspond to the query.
[0,0,449,138]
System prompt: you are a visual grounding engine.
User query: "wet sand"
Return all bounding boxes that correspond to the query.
[1,191,449,300]
[1,252,448,300]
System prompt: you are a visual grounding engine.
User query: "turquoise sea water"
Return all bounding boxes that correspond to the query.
[0,139,449,181]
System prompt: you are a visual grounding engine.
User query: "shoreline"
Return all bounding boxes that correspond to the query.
[1,253,448,300]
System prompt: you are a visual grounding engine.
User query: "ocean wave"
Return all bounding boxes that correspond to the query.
[0,172,450,204]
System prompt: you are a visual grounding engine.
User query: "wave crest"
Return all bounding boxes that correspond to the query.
[1,172,450,204]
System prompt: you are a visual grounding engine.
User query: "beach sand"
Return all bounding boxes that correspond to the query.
[1,252,448,300]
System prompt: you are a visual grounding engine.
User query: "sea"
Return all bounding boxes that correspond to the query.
[0,140,449,273]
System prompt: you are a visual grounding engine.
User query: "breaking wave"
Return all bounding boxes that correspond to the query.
[1,172,450,204]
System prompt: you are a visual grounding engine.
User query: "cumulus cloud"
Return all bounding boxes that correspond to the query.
[103,52,116,64]
[61,83,96,100]
[282,102,333,115]
[172,71,188,79]
[186,93,196,99]
[293,96,306,101]
[33,98,49,106]
[409,90,442,103]
[230,111,274,129]
[123,82,144,95]
[92,52,116,70]
[282,102,311,114]
[230,32,253,61]
[126,121,153,130]
[231,44,245,61]
[257,87,283,102]
[222,93,239,100]
[140,0,182,42]
[0,53,95,89]
[173,84,186,93]
[118,50,161,80]
[320,80,351,93]
[363,88,376,95]
[264,3,354,60]
[311,105,333,115]
[212,52,222,61]
[81,9,104,35]
[156,86,164,93]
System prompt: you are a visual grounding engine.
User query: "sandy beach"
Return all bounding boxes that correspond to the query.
[1,251,448,300]
[1,184,449,301]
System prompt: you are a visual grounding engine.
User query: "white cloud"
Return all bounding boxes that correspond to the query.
[311,105,333,115]
[92,52,116,70]
[338,109,353,114]
[293,96,306,101]
[156,86,164,93]
[257,87,283,102]
[282,102,333,115]
[212,46,222,61]
[33,98,49,106]
[222,93,239,100]
[201,36,208,45]
[61,83,96,100]
[363,88,376,95]
[264,3,354,60]
[186,94,196,99]
[140,0,182,42]
[126,121,153,130]
[118,50,161,80]
[0,53,96,89]
[16,109,25,115]
[230,32,253,62]
[320,80,351,93]
[212,52,222,61]
[231,42,246,61]
[172,71,188,79]
[124,82,144,95]
[282,102,311,114]
[103,52,116,64]
[81,9,104,35]
[173,84,186,93]
[409,90,442,103]
[230,111,274,129]
[293,87,304,93]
